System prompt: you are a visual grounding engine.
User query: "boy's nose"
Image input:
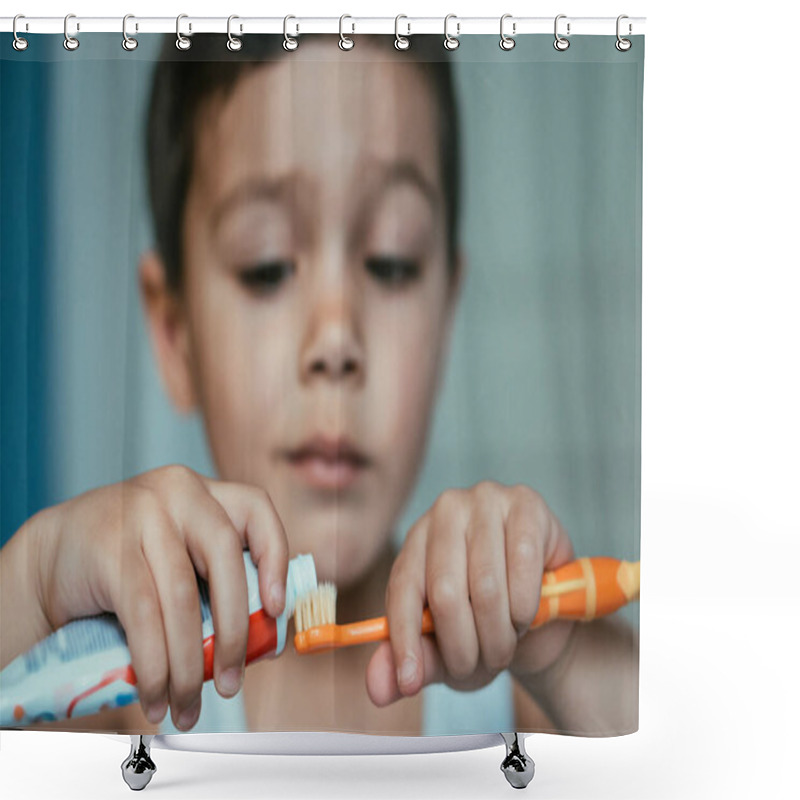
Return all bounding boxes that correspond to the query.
[300,302,364,385]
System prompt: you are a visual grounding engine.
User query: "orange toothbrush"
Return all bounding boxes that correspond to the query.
[293,556,639,655]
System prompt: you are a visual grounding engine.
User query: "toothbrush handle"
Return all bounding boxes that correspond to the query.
[418,556,639,634]
[333,557,638,649]
[529,557,639,628]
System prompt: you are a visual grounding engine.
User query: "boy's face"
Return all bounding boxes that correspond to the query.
[140,40,463,589]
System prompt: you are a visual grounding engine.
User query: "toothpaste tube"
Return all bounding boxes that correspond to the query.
[0,550,317,727]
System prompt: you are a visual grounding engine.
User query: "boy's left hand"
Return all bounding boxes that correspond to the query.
[366,481,577,707]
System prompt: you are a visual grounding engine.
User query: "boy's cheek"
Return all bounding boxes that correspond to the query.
[380,355,436,460]
[197,357,281,484]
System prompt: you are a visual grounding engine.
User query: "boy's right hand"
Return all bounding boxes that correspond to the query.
[26,464,289,731]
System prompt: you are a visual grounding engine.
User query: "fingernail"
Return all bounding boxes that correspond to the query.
[270,582,285,614]
[398,656,417,690]
[178,699,201,731]
[146,699,167,725]
[220,667,242,697]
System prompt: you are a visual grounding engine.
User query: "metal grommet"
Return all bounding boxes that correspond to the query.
[63,13,80,51]
[122,14,138,51]
[500,14,515,50]
[615,14,632,52]
[227,15,242,51]
[395,15,411,50]
[176,13,192,51]
[444,14,460,50]
[553,14,570,51]
[339,14,354,50]
[12,15,28,51]
[283,15,299,51]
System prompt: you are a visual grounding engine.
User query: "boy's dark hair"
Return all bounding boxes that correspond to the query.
[145,33,461,294]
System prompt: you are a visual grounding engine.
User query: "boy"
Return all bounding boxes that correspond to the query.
[0,33,638,736]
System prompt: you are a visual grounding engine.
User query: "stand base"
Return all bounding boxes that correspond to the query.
[500,732,536,789]
[119,731,534,790]
[121,735,156,791]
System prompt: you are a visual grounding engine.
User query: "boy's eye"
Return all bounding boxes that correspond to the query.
[238,261,295,294]
[366,256,421,285]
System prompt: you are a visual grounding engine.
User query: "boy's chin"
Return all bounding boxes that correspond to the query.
[289,524,391,593]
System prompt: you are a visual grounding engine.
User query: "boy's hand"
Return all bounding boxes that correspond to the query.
[366,481,577,706]
[29,464,289,730]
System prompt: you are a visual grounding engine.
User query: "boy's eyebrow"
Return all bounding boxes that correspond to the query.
[209,171,305,237]
[208,158,439,237]
[366,158,440,215]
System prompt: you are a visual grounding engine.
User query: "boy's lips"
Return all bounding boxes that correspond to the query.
[283,435,370,490]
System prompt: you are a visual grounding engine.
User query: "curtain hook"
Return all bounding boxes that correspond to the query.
[554,14,570,51]
[176,13,192,51]
[444,14,460,50]
[339,14,354,50]
[500,14,516,51]
[283,15,299,51]
[395,14,411,51]
[12,14,28,51]
[616,15,632,51]
[122,14,138,51]
[64,13,80,51]
[227,15,243,51]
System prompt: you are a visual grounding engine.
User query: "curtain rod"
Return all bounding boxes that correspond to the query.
[1,15,646,37]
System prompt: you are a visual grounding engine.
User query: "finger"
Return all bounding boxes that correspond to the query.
[426,492,478,682]
[201,478,289,620]
[176,482,252,702]
[505,488,547,637]
[139,508,205,731]
[507,487,575,635]
[466,488,516,673]
[385,517,429,696]
[115,542,169,726]
[365,635,447,707]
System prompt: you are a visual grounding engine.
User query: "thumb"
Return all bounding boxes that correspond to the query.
[365,637,446,707]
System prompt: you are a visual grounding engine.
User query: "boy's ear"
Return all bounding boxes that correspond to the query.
[138,249,197,414]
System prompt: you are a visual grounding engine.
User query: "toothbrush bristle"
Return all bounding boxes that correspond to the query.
[293,582,337,632]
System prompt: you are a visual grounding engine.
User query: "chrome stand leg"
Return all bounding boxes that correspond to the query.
[500,732,535,789]
[121,735,157,791]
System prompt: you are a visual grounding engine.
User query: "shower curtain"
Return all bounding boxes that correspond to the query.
[1,27,643,739]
